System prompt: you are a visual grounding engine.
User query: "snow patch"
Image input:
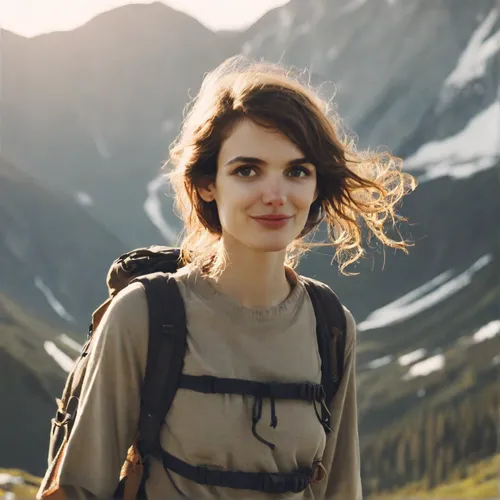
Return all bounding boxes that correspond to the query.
[373,271,453,313]
[444,9,500,91]
[0,473,23,486]
[34,276,75,323]
[90,125,111,159]
[405,102,500,183]
[44,341,75,373]
[404,354,445,380]
[417,388,426,398]
[59,334,83,353]
[367,355,393,369]
[471,320,500,343]
[144,174,178,244]
[358,255,493,331]
[75,191,93,207]
[398,348,427,367]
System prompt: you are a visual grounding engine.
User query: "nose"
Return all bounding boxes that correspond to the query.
[261,177,287,207]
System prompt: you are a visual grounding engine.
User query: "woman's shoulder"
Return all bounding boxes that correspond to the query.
[299,274,357,346]
[110,280,147,312]
[98,281,149,336]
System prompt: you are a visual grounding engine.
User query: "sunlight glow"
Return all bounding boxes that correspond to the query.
[0,0,291,37]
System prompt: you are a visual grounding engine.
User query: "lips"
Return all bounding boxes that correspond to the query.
[251,214,292,220]
[250,214,293,229]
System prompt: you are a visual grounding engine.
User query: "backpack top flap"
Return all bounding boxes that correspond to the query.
[106,246,182,298]
[87,246,182,336]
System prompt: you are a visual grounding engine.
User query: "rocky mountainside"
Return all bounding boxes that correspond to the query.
[0,157,127,474]
[0,0,499,495]
[0,157,127,329]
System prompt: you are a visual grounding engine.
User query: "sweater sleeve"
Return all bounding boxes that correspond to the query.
[314,307,363,500]
[37,283,149,500]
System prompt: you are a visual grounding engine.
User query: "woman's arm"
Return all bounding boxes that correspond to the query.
[37,283,149,500]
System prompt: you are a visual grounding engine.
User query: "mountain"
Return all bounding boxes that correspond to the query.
[0,294,74,476]
[1,2,224,248]
[0,157,129,474]
[0,0,499,495]
[0,157,127,329]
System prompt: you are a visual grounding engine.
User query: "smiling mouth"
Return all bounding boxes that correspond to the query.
[251,215,292,220]
[250,215,293,228]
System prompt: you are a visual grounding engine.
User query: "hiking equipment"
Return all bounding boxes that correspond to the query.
[41,246,346,499]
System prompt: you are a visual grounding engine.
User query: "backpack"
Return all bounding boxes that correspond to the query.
[40,245,347,499]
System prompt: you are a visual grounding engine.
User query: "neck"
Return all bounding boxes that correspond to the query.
[210,236,291,309]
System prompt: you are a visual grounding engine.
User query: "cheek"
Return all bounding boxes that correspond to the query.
[293,183,318,209]
[217,180,261,211]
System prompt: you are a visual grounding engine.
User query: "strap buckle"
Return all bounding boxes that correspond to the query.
[52,395,79,427]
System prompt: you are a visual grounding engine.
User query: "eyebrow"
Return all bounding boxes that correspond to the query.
[224,156,313,167]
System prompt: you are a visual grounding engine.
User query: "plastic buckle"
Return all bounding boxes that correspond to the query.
[52,410,68,428]
[53,396,79,427]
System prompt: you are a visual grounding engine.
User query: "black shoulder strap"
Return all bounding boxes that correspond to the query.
[132,272,187,459]
[302,277,347,433]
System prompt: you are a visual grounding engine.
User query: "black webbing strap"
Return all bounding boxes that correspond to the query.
[161,450,314,494]
[132,273,187,458]
[302,278,347,433]
[178,374,324,402]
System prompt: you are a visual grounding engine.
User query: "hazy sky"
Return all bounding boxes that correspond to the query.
[0,0,290,37]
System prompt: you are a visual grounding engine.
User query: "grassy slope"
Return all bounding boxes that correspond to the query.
[373,454,500,499]
[0,294,80,476]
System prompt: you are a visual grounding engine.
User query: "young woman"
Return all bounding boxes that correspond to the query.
[38,57,415,500]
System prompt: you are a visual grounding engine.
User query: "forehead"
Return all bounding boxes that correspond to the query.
[218,118,304,165]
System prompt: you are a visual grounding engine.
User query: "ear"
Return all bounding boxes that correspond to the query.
[198,180,216,203]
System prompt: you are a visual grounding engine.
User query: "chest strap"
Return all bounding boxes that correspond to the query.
[153,374,324,493]
[178,374,324,401]
[160,450,315,494]
[178,374,327,448]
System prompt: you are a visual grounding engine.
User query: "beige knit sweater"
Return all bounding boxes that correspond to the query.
[38,265,362,499]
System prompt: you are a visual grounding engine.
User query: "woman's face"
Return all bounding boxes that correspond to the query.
[198,118,318,254]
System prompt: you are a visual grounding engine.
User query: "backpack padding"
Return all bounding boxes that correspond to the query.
[302,278,347,432]
[132,273,188,460]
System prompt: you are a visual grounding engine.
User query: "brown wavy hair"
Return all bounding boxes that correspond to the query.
[166,56,416,275]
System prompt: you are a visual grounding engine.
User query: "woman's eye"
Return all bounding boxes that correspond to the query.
[288,166,311,177]
[234,165,257,177]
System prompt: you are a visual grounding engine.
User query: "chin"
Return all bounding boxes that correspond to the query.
[247,237,292,254]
